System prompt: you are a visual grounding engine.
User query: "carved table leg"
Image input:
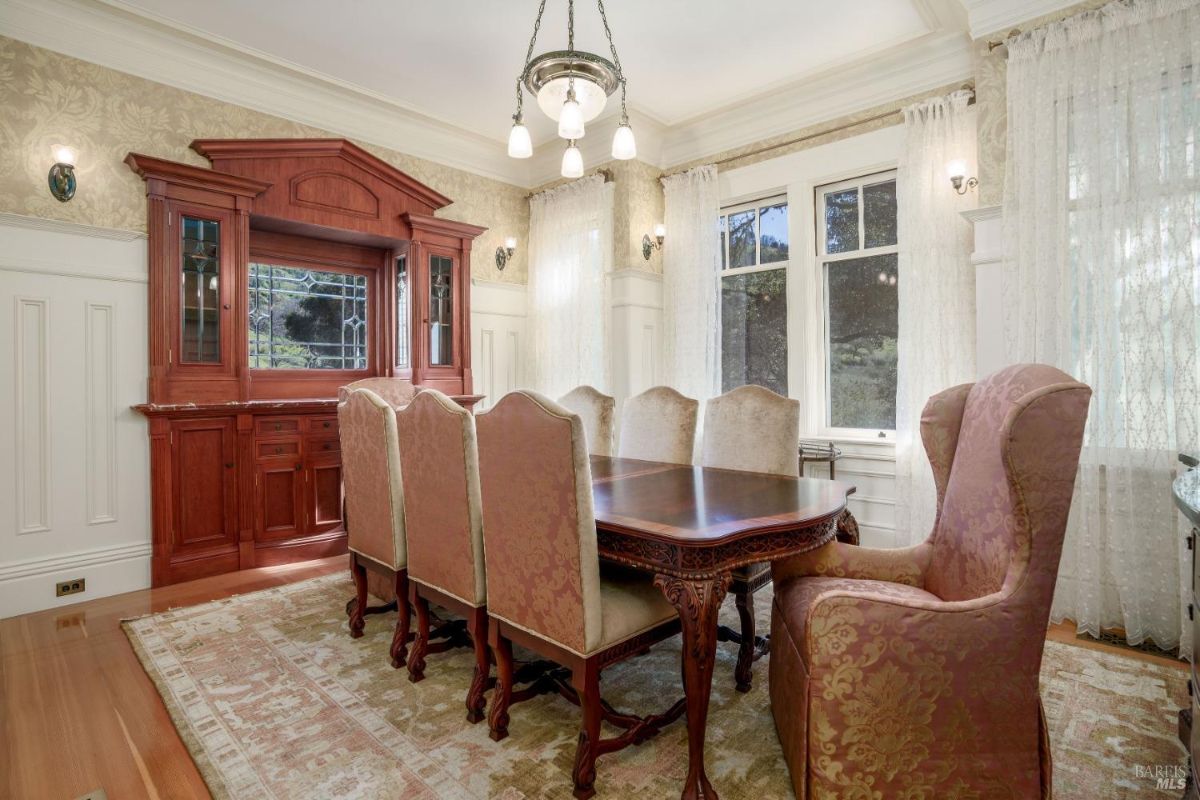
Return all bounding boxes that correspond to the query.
[655,572,731,800]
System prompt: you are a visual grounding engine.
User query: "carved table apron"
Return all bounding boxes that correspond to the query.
[590,455,855,800]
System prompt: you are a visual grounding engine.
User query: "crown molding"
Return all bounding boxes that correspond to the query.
[961,0,1080,39]
[0,211,146,241]
[0,0,529,185]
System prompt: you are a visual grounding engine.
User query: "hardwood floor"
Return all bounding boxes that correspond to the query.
[0,557,343,800]
[0,558,1185,800]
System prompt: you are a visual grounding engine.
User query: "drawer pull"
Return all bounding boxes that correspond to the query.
[274,422,282,432]
[323,421,332,429]
[224,462,234,469]
[323,442,332,450]
[274,446,283,455]
[295,463,302,471]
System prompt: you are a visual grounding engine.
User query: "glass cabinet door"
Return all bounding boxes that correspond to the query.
[428,254,454,366]
[395,255,410,370]
[180,216,222,364]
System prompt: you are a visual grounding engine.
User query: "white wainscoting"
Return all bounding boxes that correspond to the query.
[609,269,663,420]
[963,205,1004,378]
[800,439,898,549]
[0,214,151,618]
[470,280,527,411]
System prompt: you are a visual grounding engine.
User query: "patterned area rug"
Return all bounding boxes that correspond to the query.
[124,573,1189,799]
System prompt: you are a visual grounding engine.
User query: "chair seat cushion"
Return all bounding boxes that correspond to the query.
[597,563,678,651]
[773,575,939,667]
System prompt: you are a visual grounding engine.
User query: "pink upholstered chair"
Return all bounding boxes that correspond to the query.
[558,385,616,457]
[394,389,490,722]
[700,383,801,692]
[338,377,418,409]
[476,390,684,800]
[617,386,698,465]
[768,364,1091,798]
[338,388,410,669]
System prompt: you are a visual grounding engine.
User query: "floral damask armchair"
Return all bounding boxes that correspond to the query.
[768,364,1091,799]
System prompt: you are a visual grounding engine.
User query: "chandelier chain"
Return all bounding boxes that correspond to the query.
[514,0,549,121]
[568,0,575,51]
[594,0,628,121]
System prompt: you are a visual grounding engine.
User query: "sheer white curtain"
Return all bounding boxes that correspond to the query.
[1003,0,1200,652]
[527,175,614,398]
[893,91,978,547]
[661,165,720,404]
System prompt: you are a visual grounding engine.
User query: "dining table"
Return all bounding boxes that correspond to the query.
[589,455,856,800]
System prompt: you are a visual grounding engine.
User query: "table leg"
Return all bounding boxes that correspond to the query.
[654,572,731,800]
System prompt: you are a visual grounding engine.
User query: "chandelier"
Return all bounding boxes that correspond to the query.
[507,0,636,177]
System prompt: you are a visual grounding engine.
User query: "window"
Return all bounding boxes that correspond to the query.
[817,171,898,433]
[248,262,369,370]
[718,196,789,395]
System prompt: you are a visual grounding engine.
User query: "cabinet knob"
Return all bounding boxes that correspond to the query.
[323,442,331,450]
[323,421,331,428]
[223,303,231,310]
[274,446,282,455]
[295,463,302,471]
[274,423,282,431]
[224,462,234,469]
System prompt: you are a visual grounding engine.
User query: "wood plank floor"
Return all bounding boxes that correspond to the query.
[0,557,1185,800]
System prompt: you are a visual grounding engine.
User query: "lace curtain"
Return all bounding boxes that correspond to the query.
[893,91,978,547]
[661,165,721,405]
[527,175,615,398]
[1003,0,1200,652]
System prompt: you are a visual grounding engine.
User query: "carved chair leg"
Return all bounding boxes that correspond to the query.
[733,588,755,693]
[571,662,602,800]
[407,590,431,682]
[465,608,490,724]
[488,626,514,742]
[348,555,367,639]
[389,570,411,669]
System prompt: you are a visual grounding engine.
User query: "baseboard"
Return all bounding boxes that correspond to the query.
[0,541,152,619]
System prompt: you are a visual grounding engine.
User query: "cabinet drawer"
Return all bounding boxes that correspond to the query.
[306,416,339,436]
[309,437,340,455]
[255,417,302,438]
[257,441,300,460]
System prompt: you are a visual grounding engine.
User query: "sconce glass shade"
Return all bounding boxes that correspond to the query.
[561,142,584,178]
[504,236,518,250]
[52,144,77,167]
[507,123,533,159]
[537,76,608,123]
[946,158,968,180]
[653,223,666,239]
[558,97,585,139]
[611,124,637,160]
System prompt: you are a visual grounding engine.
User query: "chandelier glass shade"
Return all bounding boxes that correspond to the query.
[509,0,636,177]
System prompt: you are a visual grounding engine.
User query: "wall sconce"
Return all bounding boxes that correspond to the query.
[495,236,517,270]
[48,145,78,203]
[642,224,665,260]
[947,159,978,196]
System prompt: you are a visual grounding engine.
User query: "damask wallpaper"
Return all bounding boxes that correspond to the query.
[0,37,529,283]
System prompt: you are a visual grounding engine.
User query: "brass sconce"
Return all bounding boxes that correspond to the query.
[48,145,77,203]
[495,236,517,270]
[947,159,978,196]
[642,224,665,260]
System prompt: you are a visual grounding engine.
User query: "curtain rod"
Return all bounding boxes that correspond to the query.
[524,167,613,200]
[987,28,1022,54]
[660,84,975,179]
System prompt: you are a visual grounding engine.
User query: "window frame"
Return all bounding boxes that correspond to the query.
[814,169,899,440]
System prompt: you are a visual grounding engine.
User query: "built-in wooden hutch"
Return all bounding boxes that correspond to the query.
[127,139,485,586]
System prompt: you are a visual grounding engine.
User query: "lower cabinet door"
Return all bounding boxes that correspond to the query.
[305,452,344,534]
[170,417,238,554]
[255,456,304,541]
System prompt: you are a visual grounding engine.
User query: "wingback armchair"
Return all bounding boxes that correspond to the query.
[768,364,1091,798]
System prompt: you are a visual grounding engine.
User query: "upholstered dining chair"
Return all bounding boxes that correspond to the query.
[768,364,1091,799]
[394,389,490,722]
[477,390,685,800]
[558,385,616,457]
[700,383,800,692]
[338,376,418,409]
[338,388,411,669]
[617,386,699,464]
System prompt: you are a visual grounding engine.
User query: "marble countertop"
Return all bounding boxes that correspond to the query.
[1175,466,1200,528]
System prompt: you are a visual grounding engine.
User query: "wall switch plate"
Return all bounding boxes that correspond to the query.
[55,578,86,597]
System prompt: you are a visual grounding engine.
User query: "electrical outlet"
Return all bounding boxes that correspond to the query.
[55,577,86,597]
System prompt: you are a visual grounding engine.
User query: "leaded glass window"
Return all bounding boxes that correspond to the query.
[248,263,368,370]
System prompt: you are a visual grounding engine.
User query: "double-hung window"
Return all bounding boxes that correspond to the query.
[718,196,789,396]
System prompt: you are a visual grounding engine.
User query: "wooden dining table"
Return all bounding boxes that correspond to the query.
[590,455,855,800]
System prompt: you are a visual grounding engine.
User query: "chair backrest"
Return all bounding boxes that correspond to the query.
[922,363,1091,607]
[617,386,699,464]
[700,384,800,477]
[558,385,615,457]
[476,390,601,655]
[395,389,485,606]
[338,377,418,409]
[337,388,406,569]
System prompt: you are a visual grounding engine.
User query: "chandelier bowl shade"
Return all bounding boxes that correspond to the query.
[525,50,619,122]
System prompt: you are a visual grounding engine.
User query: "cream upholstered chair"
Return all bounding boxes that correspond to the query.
[394,389,490,722]
[338,388,410,668]
[477,390,684,799]
[768,364,1091,798]
[700,383,800,692]
[617,386,699,464]
[558,385,616,457]
[338,376,418,409]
